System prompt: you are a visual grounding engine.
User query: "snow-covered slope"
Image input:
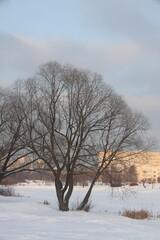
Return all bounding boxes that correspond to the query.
[0,183,160,240]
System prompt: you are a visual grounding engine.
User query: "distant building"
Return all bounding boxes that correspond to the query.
[135,152,160,183]
[99,151,160,183]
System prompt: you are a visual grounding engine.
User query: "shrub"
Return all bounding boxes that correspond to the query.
[111,183,122,187]
[82,201,94,212]
[43,200,50,205]
[0,186,16,196]
[77,201,94,212]
[121,209,151,220]
[156,212,160,219]
[71,199,94,212]
[129,183,138,186]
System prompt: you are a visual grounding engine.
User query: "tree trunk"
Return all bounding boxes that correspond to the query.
[77,179,96,210]
[55,177,69,211]
[55,173,74,211]
[0,173,4,184]
[59,200,69,211]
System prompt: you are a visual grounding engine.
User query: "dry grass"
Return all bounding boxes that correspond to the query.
[71,198,94,212]
[121,209,151,220]
[80,201,94,212]
[0,186,16,196]
[43,200,50,205]
[155,212,160,219]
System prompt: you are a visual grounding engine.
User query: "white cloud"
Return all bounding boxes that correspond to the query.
[1,32,160,95]
[80,0,160,39]
[0,33,48,85]
[0,0,159,146]
[126,95,160,144]
[0,32,159,144]
[0,33,139,84]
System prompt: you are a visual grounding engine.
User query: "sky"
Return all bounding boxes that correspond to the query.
[0,0,160,148]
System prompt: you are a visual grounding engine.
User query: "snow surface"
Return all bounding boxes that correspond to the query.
[0,182,160,240]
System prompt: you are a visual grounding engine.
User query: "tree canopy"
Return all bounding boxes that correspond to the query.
[0,61,153,211]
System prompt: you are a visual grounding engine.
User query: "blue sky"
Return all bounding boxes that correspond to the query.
[0,1,79,38]
[0,0,160,147]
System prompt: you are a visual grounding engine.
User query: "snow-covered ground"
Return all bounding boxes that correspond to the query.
[0,182,160,240]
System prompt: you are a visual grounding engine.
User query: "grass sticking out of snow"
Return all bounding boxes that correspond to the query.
[121,209,151,220]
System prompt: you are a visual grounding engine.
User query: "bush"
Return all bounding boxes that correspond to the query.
[156,212,160,219]
[129,182,138,186]
[43,200,50,205]
[77,201,94,212]
[0,186,16,196]
[71,199,94,212]
[81,201,94,212]
[111,183,122,187]
[121,209,151,220]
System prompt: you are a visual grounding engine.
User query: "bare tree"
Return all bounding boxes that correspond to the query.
[18,61,152,211]
[77,103,152,210]
[0,86,38,183]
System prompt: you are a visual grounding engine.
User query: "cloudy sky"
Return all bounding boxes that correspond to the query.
[0,0,160,148]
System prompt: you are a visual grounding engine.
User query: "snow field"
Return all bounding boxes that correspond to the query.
[0,183,160,240]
